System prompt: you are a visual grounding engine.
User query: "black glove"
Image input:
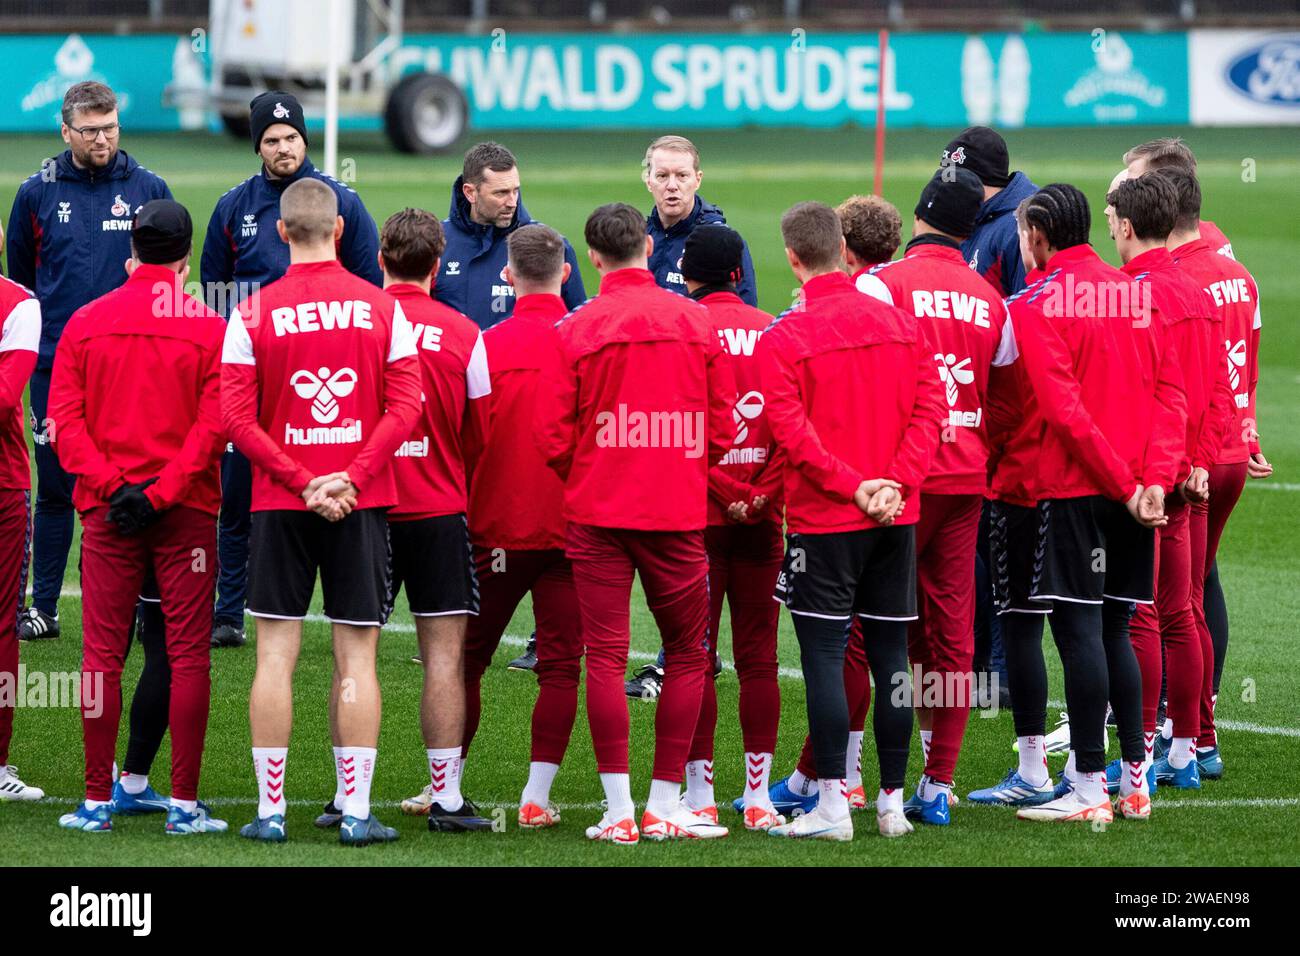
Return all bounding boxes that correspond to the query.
[108,478,161,536]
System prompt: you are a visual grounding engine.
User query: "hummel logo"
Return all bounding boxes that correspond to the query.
[291,366,358,424]
[935,352,975,407]
[733,389,764,443]
[446,261,460,276]
[1226,338,1246,390]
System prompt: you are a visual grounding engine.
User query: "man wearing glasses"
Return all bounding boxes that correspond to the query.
[4,81,172,642]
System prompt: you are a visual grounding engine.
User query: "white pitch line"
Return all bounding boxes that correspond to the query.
[27,595,1300,735]
[1248,482,1300,492]
[37,795,1300,811]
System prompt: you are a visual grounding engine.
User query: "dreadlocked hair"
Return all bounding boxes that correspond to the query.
[1020,183,1091,251]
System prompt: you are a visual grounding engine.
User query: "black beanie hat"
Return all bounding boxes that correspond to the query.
[132,199,193,264]
[680,224,745,285]
[250,91,309,154]
[914,167,985,239]
[941,126,1011,188]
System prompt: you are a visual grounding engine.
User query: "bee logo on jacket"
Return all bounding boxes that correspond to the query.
[241,213,258,238]
[291,366,358,424]
[733,389,765,443]
[935,352,975,407]
[57,201,71,223]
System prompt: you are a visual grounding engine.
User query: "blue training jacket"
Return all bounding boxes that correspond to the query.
[646,195,758,307]
[200,157,381,314]
[961,171,1039,298]
[5,148,172,368]
[434,175,587,330]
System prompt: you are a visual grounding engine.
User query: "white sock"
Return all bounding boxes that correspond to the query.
[1161,716,1173,740]
[684,759,715,810]
[1076,769,1106,805]
[331,746,346,807]
[917,774,952,802]
[743,752,773,809]
[1143,731,1156,770]
[339,747,376,819]
[119,772,148,796]
[521,761,560,808]
[788,768,816,796]
[252,747,287,819]
[600,772,634,821]
[846,732,864,789]
[85,798,111,810]
[427,747,463,811]
[877,786,904,816]
[170,797,198,813]
[1168,737,1195,770]
[646,778,680,817]
[1063,749,1078,784]
[1017,735,1049,787]
[1119,759,1148,797]
[919,729,933,764]
[818,778,849,820]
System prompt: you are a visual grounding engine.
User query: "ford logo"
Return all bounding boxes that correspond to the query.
[1226,37,1300,105]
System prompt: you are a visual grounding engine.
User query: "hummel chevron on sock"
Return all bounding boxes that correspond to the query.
[521,761,560,808]
[428,747,463,811]
[1077,770,1106,805]
[1017,735,1049,787]
[331,746,346,808]
[846,731,864,790]
[340,747,376,819]
[919,729,933,764]
[1168,737,1195,770]
[646,778,680,818]
[253,747,287,819]
[818,778,849,820]
[788,768,816,796]
[119,772,148,796]
[1120,760,1147,797]
[684,759,714,810]
[600,772,634,821]
[743,752,773,809]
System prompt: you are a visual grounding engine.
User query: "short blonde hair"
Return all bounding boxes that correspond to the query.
[642,135,700,181]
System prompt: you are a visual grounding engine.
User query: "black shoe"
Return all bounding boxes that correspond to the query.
[712,654,723,679]
[625,663,664,701]
[314,799,343,828]
[427,797,495,832]
[507,633,538,671]
[18,607,58,641]
[211,623,246,648]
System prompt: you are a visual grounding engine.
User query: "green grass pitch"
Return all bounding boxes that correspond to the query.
[1,125,1297,866]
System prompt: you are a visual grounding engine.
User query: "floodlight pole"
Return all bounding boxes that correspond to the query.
[325,0,341,178]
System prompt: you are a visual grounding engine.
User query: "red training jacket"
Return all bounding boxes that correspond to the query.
[220,260,422,512]
[385,283,490,521]
[535,268,736,532]
[1121,246,1231,482]
[49,264,226,515]
[1170,237,1262,465]
[0,277,39,492]
[859,240,1014,496]
[999,244,1186,503]
[757,269,944,534]
[469,293,569,551]
[1199,220,1234,262]
[700,289,783,526]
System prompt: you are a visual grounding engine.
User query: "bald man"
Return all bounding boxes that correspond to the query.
[221,178,422,846]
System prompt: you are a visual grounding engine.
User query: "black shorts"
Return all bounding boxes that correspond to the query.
[386,513,479,617]
[989,500,1053,616]
[1030,496,1155,606]
[773,525,917,621]
[247,508,391,626]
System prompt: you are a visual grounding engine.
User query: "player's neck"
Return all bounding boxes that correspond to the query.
[289,244,336,265]
[384,275,431,294]
[1167,227,1201,249]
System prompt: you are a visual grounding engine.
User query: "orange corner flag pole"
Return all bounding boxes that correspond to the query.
[873,28,889,197]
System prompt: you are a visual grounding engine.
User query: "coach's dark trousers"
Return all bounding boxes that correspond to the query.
[28,368,76,618]
[215,446,252,628]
